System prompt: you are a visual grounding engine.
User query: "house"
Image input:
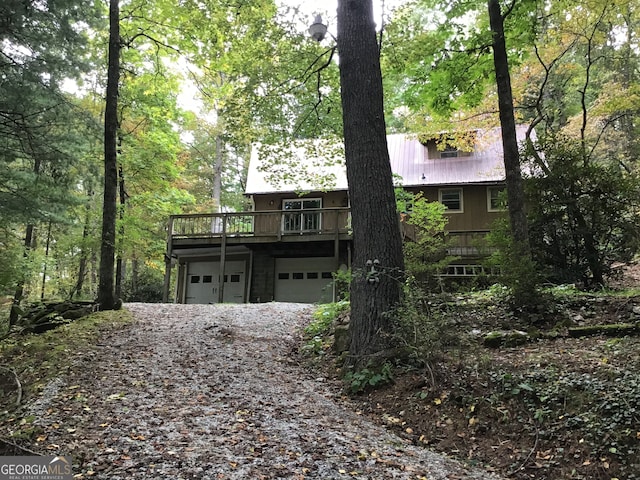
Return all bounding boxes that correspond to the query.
[162,126,525,304]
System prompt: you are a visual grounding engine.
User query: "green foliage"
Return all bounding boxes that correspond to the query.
[0,0,102,222]
[485,218,542,308]
[524,136,640,287]
[0,309,133,414]
[0,232,25,296]
[485,367,640,478]
[401,192,454,287]
[392,277,472,363]
[302,301,350,356]
[121,263,165,303]
[332,269,352,302]
[344,362,393,394]
[382,0,498,122]
[306,301,350,337]
[394,176,413,213]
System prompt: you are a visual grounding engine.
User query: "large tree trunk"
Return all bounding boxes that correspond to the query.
[337,0,405,368]
[97,0,120,310]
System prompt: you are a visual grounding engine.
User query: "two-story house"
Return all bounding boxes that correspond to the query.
[162,126,523,304]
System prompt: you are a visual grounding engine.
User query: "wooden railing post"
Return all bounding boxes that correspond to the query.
[162,216,174,302]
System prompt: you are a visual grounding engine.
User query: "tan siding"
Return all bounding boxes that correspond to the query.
[405,185,505,232]
[252,191,349,212]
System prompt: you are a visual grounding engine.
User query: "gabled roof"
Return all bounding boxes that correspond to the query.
[245,126,531,195]
[245,140,348,195]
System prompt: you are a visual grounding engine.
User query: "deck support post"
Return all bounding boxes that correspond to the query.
[162,217,174,302]
[218,218,227,303]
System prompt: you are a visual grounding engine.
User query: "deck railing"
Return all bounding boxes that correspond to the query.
[169,208,352,240]
[446,230,494,257]
[168,210,492,257]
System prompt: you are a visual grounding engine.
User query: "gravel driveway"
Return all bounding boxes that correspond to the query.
[30,302,502,479]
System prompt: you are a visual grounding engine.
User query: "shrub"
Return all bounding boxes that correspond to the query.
[344,361,393,393]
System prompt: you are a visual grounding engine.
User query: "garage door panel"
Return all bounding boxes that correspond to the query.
[186,260,246,304]
[275,257,335,303]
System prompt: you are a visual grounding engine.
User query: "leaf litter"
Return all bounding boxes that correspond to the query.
[17,302,502,480]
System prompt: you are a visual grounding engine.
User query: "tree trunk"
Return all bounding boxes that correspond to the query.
[213,134,223,211]
[9,225,35,325]
[40,220,52,300]
[10,140,43,323]
[97,0,120,311]
[115,164,125,300]
[337,0,405,368]
[69,192,92,300]
[488,0,530,251]
[488,0,539,306]
[131,257,139,296]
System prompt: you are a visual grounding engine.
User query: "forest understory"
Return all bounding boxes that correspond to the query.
[0,303,498,480]
[318,267,640,480]
[0,267,638,479]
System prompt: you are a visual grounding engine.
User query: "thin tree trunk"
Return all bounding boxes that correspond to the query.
[10,126,45,323]
[90,250,97,296]
[115,164,125,300]
[40,220,52,300]
[97,0,120,310]
[69,193,92,300]
[213,134,223,212]
[131,257,139,297]
[337,0,405,368]
[9,225,35,325]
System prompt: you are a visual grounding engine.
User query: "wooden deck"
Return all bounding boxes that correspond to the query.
[162,210,494,301]
[168,208,352,246]
[167,209,490,255]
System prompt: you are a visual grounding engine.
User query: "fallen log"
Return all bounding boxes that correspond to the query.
[567,323,640,338]
[16,301,98,334]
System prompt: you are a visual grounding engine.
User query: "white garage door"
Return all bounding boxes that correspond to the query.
[274,257,336,303]
[186,260,246,304]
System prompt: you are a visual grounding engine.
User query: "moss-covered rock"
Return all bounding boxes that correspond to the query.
[483,330,530,348]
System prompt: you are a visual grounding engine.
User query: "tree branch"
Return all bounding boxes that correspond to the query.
[0,366,22,406]
[124,32,181,55]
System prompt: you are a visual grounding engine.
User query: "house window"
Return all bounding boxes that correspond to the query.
[440,145,459,158]
[307,272,319,279]
[487,186,507,212]
[440,147,473,158]
[439,188,463,213]
[292,272,304,280]
[278,273,289,280]
[282,198,322,233]
[190,276,200,283]
[203,275,212,283]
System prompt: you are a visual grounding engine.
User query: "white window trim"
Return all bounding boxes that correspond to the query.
[282,198,323,232]
[487,186,507,212]
[438,188,463,213]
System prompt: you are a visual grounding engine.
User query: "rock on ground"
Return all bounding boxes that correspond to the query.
[28,302,503,480]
